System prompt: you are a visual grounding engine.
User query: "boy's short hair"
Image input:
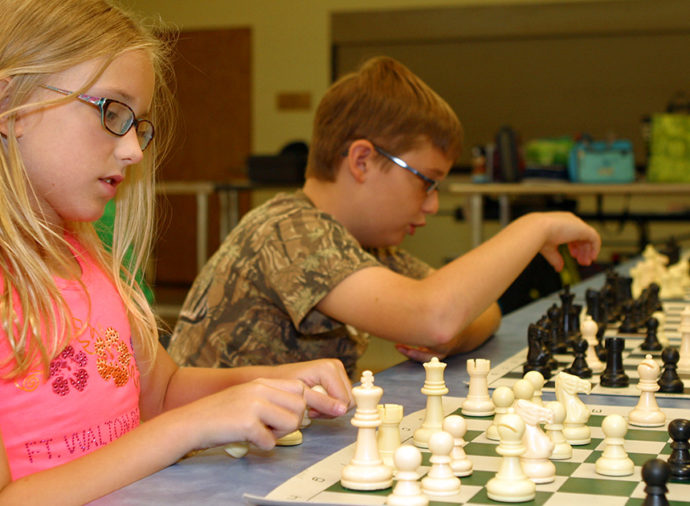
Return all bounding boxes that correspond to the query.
[306,56,463,181]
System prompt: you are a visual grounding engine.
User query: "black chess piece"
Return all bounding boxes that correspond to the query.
[599,337,629,387]
[603,268,628,322]
[618,301,639,334]
[642,458,670,506]
[524,323,552,379]
[559,285,576,340]
[667,418,690,481]
[564,337,592,379]
[641,317,662,352]
[647,282,663,314]
[536,322,558,373]
[547,304,568,354]
[659,347,684,393]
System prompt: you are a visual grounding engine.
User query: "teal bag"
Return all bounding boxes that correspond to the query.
[568,139,635,183]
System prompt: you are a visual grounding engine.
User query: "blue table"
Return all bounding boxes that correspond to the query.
[92,271,687,505]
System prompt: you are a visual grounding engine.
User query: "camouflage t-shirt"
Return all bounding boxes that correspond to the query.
[167,191,431,376]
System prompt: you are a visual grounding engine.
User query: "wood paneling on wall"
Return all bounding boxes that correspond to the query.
[155,28,251,286]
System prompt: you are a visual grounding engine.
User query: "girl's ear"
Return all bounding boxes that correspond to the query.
[345,139,374,184]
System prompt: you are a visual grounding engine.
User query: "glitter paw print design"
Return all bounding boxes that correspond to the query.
[50,345,89,396]
[95,327,132,387]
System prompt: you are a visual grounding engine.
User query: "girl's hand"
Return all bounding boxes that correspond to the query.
[270,359,354,417]
[182,378,309,451]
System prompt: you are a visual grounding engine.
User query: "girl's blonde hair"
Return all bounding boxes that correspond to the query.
[0,0,176,379]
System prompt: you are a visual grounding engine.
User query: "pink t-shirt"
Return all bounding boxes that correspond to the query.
[0,239,141,479]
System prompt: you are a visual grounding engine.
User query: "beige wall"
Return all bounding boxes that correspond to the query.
[134,0,610,154]
[135,0,688,269]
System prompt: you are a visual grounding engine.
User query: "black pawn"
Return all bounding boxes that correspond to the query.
[600,337,629,387]
[641,317,662,352]
[564,338,592,379]
[658,347,684,393]
[642,458,670,506]
[668,418,690,481]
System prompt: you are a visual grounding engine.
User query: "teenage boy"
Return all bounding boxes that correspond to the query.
[168,56,600,376]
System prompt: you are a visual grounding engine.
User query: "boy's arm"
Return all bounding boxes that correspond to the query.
[317,212,599,352]
[394,302,501,362]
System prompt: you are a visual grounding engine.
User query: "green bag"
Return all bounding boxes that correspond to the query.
[647,113,690,182]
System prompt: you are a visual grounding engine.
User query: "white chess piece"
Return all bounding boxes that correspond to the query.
[461,358,495,416]
[276,430,303,446]
[341,371,394,490]
[595,414,634,476]
[301,384,327,428]
[555,371,592,445]
[512,378,534,411]
[581,315,605,373]
[443,415,473,477]
[514,399,555,484]
[420,431,462,497]
[486,413,536,503]
[628,354,666,427]
[544,401,572,460]
[386,445,428,506]
[678,306,690,374]
[224,442,249,458]
[378,404,404,468]
[487,386,514,441]
[523,370,545,406]
[413,358,448,448]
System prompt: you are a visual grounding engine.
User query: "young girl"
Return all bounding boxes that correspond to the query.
[0,0,353,503]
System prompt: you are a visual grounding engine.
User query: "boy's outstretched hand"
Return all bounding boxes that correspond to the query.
[536,212,601,272]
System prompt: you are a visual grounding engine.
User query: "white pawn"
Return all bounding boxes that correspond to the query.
[443,415,473,477]
[486,413,536,503]
[386,446,428,506]
[512,378,534,411]
[515,399,555,484]
[581,315,605,373]
[378,404,404,468]
[461,358,495,416]
[523,371,545,406]
[628,355,666,427]
[487,386,514,441]
[544,401,572,460]
[595,414,634,476]
[420,431,462,497]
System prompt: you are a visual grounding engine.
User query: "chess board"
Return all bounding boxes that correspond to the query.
[486,299,690,398]
[244,396,690,505]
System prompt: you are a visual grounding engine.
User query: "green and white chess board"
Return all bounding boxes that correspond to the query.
[245,396,690,505]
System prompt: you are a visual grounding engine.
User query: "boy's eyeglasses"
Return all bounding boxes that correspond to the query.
[41,85,155,151]
[373,145,440,194]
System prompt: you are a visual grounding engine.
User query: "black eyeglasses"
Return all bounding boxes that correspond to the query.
[373,145,440,194]
[41,85,155,151]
